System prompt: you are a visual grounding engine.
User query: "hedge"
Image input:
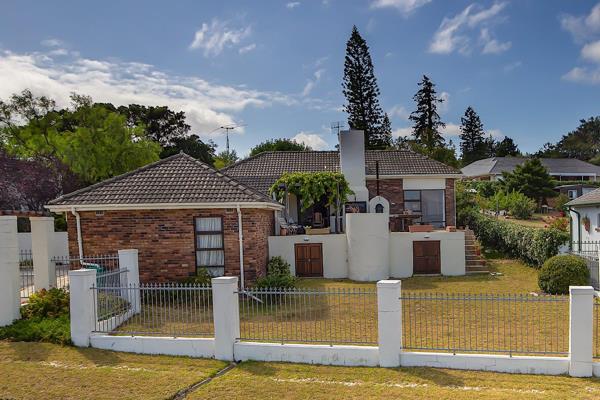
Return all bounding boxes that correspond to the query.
[465,212,569,268]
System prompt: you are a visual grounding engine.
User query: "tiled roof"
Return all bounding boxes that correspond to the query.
[566,187,600,207]
[47,153,278,207]
[462,157,600,178]
[223,150,461,194]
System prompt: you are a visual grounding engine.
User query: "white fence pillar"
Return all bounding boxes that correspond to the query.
[31,216,56,291]
[377,279,402,367]
[70,269,97,347]
[212,276,240,361]
[0,216,20,326]
[569,285,594,377]
[118,249,140,313]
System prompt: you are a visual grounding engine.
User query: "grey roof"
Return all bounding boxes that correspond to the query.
[461,157,600,178]
[223,150,462,193]
[47,153,278,207]
[566,187,600,207]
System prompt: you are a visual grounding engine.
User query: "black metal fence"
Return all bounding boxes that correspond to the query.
[19,249,34,300]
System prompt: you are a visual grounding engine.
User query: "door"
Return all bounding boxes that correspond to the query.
[295,243,323,277]
[413,241,441,274]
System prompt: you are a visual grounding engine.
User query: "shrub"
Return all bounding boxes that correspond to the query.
[179,268,212,286]
[538,255,589,294]
[505,191,536,219]
[21,288,69,320]
[547,217,569,232]
[554,193,570,213]
[256,256,296,289]
[0,315,70,345]
[464,212,569,267]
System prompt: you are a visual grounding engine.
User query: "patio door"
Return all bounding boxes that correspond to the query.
[413,241,441,274]
[294,243,323,277]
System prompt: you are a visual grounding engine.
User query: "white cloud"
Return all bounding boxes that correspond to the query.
[41,38,65,48]
[487,129,505,138]
[563,66,600,84]
[388,104,409,120]
[429,2,508,55]
[302,68,325,97]
[392,127,413,138]
[441,123,461,137]
[189,18,252,57]
[582,40,600,63]
[503,61,522,72]
[0,49,297,136]
[439,91,450,113]
[370,0,431,15]
[238,43,256,54]
[480,28,511,54]
[560,3,600,43]
[292,132,329,150]
[286,2,301,9]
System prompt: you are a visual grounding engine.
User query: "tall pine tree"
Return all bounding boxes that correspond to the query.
[379,113,392,147]
[409,75,446,152]
[459,106,487,165]
[342,26,387,149]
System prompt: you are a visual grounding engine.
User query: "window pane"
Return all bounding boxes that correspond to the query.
[404,201,421,212]
[404,190,420,201]
[196,250,224,267]
[421,190,445,227]
[195,217,222,232]
[197,234,223,249]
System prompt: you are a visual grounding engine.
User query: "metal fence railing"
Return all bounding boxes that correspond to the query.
[93,283,214,337]
[571,241,600,257]
[569,242,600,290]
[595,296,600,359]
[52,254,119,290]
[401,292,570,356]
[19,249,34,300]
[238,287,378,345]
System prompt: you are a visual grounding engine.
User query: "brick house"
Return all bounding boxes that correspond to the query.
[46,153,283,283]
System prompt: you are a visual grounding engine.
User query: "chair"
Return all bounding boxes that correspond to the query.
[278,216,298,235]
[312,212,324,228]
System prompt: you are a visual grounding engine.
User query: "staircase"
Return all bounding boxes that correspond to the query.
[464,228,489,274]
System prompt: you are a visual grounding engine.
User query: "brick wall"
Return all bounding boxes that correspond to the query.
[366,178,404,214]
[445,178,456,227]
[66,208,274,283]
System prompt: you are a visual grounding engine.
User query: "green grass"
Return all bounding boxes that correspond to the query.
[191,361,600,400]
[0,341,227,400]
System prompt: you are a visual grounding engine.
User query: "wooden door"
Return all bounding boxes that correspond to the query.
[413,241,441,274]
[295,243,323,277]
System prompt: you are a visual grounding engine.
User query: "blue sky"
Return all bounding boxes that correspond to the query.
[1,0,600,157]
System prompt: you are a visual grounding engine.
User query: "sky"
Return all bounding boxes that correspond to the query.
[1,0,600,157]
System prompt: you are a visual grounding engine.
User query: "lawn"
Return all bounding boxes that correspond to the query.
[191,361,600,400]
[0,341,227,400]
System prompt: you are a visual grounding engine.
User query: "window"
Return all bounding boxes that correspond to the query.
[567,189,578,199]
[195,217,224,276]
[404,189,446,228]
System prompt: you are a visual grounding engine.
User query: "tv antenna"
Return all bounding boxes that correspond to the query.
[210,124,246,154]
[330,121,345,135]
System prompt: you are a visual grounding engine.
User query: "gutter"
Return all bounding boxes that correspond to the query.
[71,207,84,260]
[568,206,581,252]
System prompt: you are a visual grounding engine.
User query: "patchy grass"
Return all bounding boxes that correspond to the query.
[191,361,600,400]
[0,341,227,400]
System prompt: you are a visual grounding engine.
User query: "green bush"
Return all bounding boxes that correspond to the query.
[464,212,569,267]
[538,255,589,294]
[256,256,296,289]
[506,191,536,219]
[554,193,570,213]
[179,268,212,286]
[0,315,70,345]
[21,288,69,320]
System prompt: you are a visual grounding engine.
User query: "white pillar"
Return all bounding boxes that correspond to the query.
[212,276,240,361]
[0,216,20,326]
[118,249,140,313]
[569,285,594,377]
[31,216,56,291]
[69,269,97,347]
[377,279,402,368]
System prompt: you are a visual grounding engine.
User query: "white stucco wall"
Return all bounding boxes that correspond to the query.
[18,231,69,258]
[268,234,348,278]
[403,178,446,190]
[346,213,390,281]
[570,206,600,243]
[389,232,465,278]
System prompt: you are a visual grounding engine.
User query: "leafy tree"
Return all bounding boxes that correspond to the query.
[459,106,487,165]
[160,135,216,165]
[501,158,557,208]
[249,138,311,157]
[395,139,459,168]
[409,75,446,152]
[342,26,388,149]
[494,136,520,157]
[214,150,238,169]
[535,117,600,161]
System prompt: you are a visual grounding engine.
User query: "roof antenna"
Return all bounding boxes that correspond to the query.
[330,121,345,135]
[211,124,247,155]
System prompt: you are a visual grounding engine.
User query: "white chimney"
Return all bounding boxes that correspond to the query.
[339,129,369,203]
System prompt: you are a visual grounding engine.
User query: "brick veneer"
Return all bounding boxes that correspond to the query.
[366,178,404,214]
[66,208,274,283]
[445,178,456,227]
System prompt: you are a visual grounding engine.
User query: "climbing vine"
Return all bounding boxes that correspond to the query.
[269,172,353,211]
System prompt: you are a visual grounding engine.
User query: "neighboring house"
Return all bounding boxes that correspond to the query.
[554,184,598,201]
[566,188,600,244]
[461,157,600,181]
[46,130,470,283]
